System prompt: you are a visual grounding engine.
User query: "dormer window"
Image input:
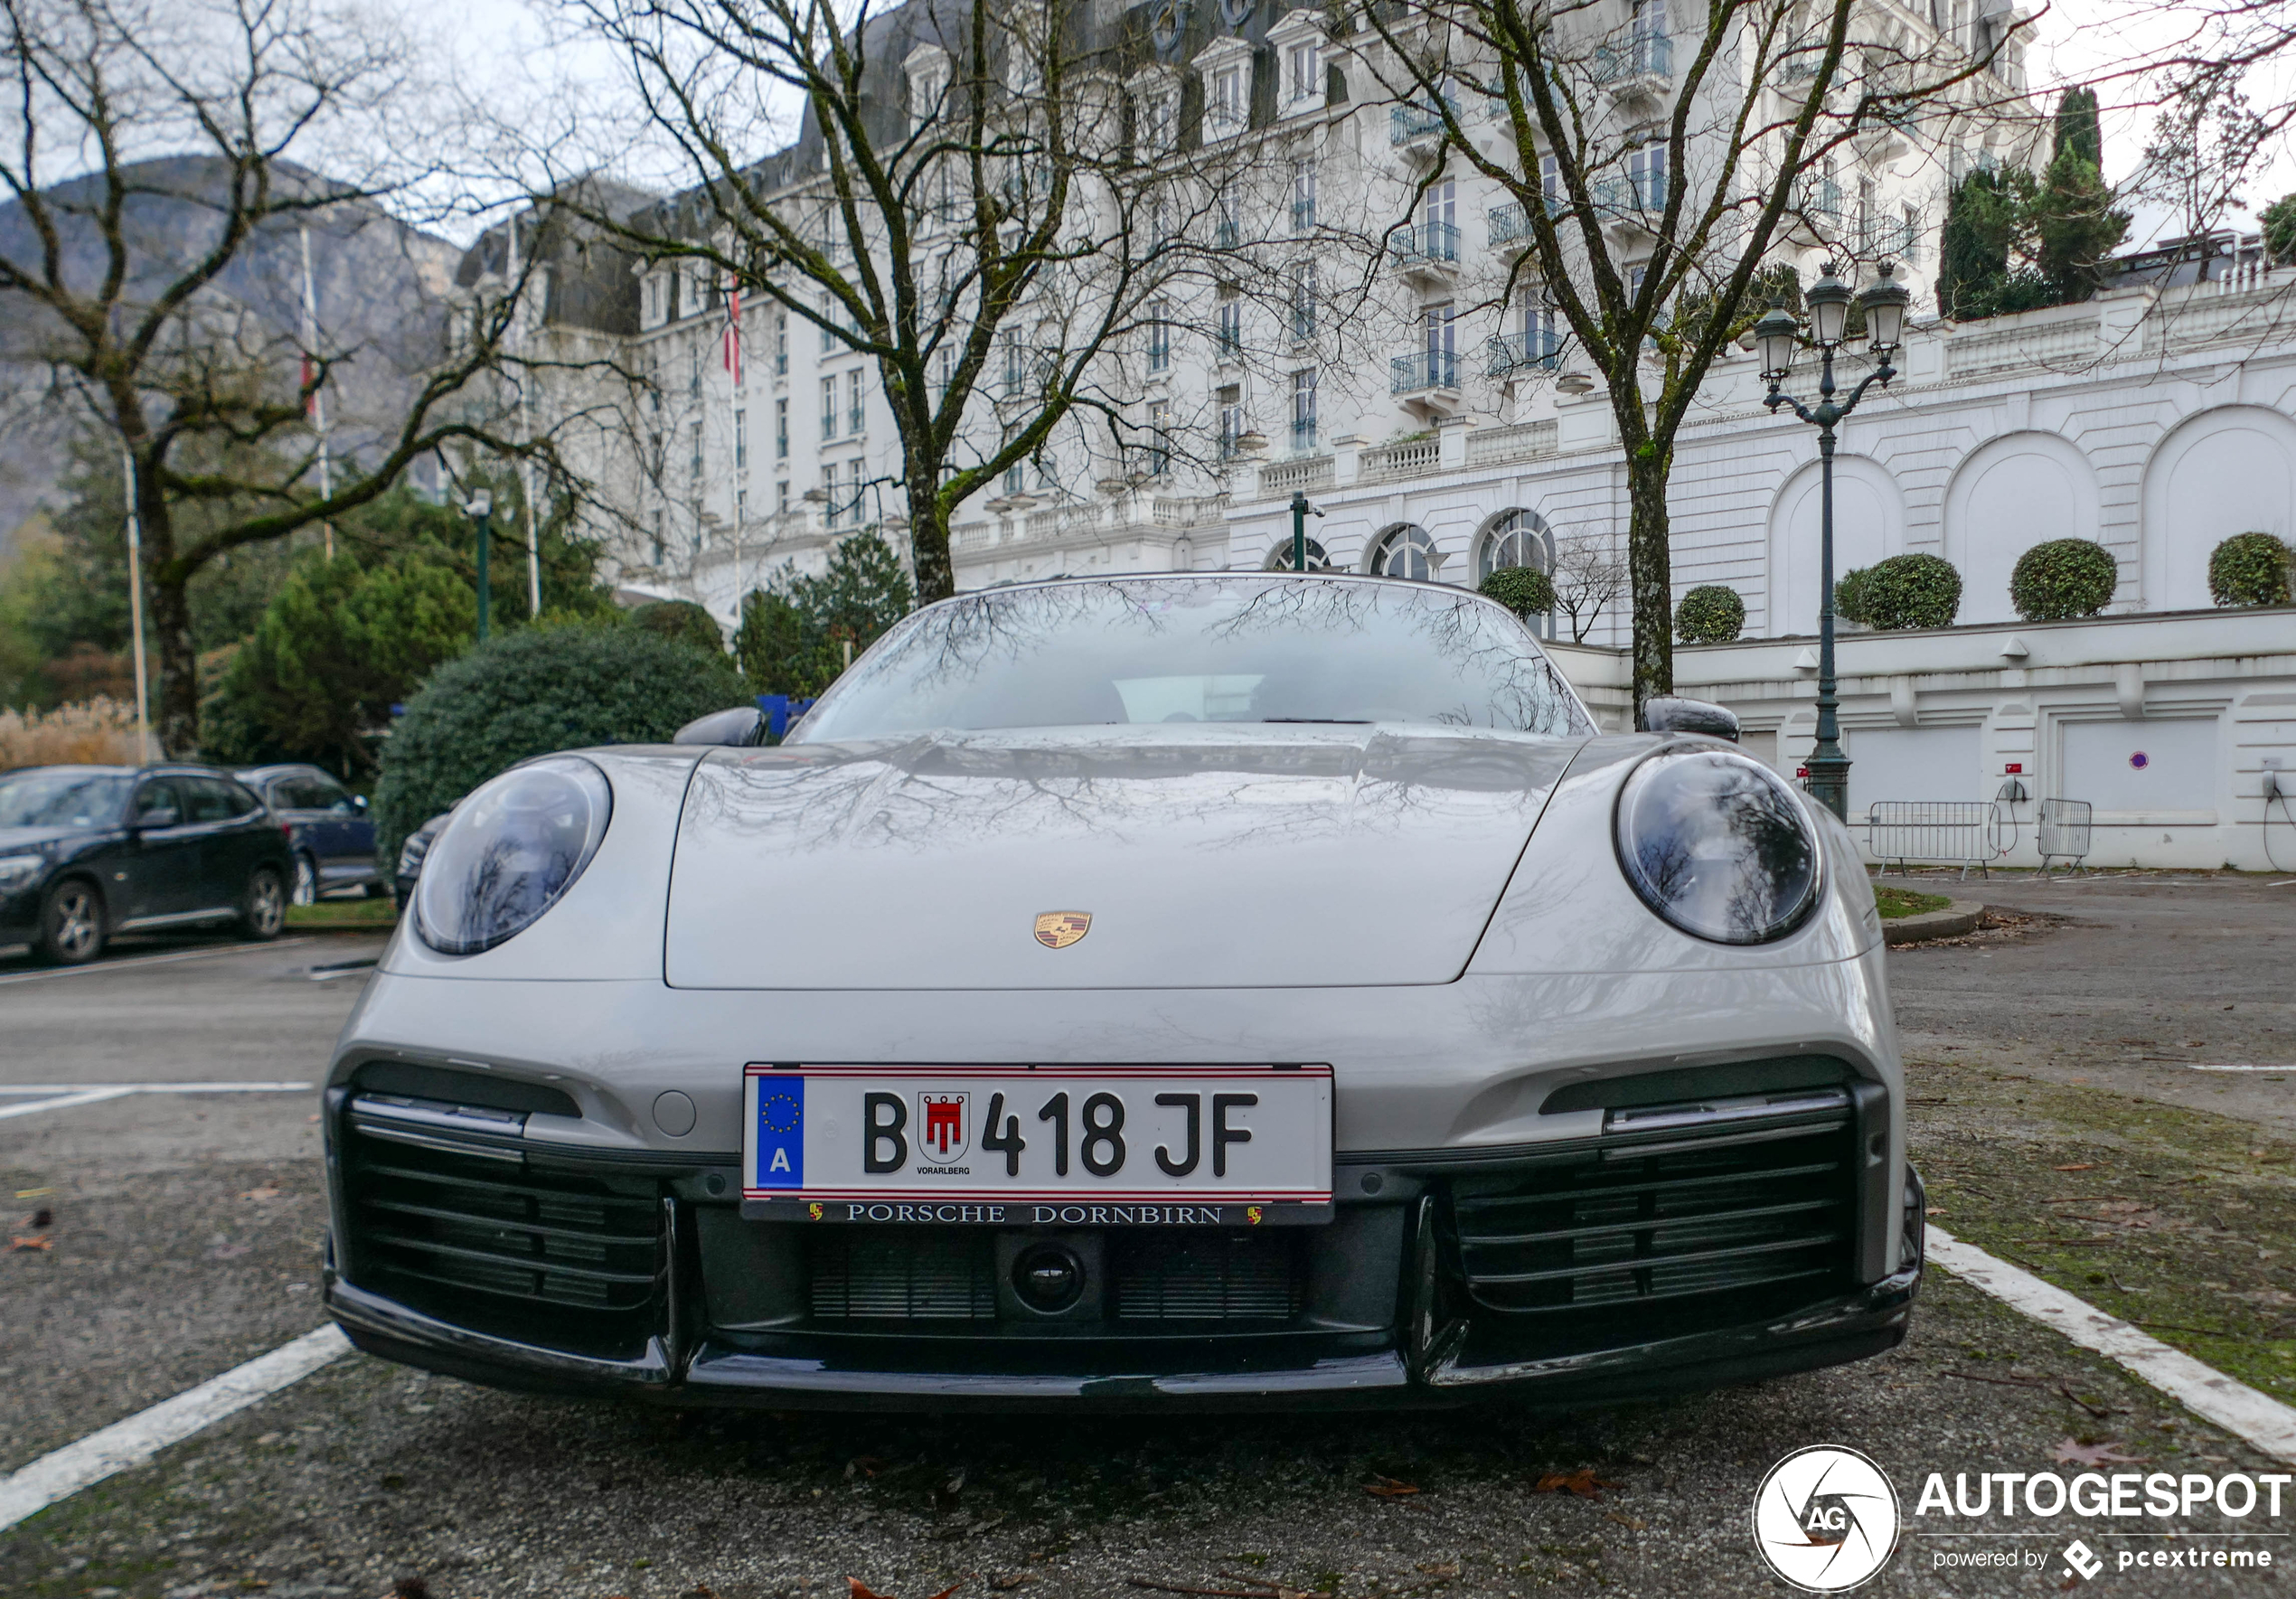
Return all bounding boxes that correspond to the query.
[1137,88,1177,157]
[1285,40,1322,108]
[1209,62,1246,136]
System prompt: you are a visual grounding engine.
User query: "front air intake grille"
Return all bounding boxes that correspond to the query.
[1450,1105,1856,1334]
[342,1127,663,1355]
[807,1229,998,1320]
[1111,1231,1303,1321]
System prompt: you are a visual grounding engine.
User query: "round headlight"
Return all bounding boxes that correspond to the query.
[1614,748,1821,945]
[414,757,612,955]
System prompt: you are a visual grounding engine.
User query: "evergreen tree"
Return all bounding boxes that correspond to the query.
[736,533,917,699]
[1938,170,2013,320]
[2055,86,2103,167]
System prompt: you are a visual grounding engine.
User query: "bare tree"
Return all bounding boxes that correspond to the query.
[0,0,560,754]
[1550,529,1626,644]
[1359,0,2025,709]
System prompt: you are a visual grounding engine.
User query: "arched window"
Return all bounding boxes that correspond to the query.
[1263,537,1331,571]
[1478,509,1552,581]
[1367,523,1438,579]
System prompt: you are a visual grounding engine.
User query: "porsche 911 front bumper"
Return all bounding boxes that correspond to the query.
[321,1077,1925,1412]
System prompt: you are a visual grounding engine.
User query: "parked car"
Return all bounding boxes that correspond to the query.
[323,572,1921,1412]
[235,763,382,904]
[0,764,293,964]
[391,812,453,908]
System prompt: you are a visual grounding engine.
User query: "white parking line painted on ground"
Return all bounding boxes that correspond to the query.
[0,1087,135,1122]
[0,1083,313,1121]
[0,1323,351,1533]
[1928,1226,2296,1463]
[2186,1064,2296,1073]
[0,937,315,987]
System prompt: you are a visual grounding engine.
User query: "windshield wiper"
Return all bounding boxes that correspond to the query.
[1258,718,1373,724]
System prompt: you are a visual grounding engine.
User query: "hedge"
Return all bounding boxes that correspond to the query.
[1836,553,1962,631]
[2010,538,2117,621]
[2209,531,2293,607]
[372,622,752,867]
[1478,566,1557,619]
[630,599,729,656]
[1674,585,1746,644]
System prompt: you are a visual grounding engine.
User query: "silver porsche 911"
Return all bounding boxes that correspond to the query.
[323,572,1924,1409]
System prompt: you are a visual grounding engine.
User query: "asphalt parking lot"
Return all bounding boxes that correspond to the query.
[3,879,2292,1598]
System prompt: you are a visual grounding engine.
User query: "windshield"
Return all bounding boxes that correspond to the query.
[0,771,132,830]
[794,577,1593,741]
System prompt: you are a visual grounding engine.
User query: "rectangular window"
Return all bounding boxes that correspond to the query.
[1147,399,1172,475]
[737,488,748,521]
[651,512,664,563]
[847,369,864,436]
[776,397,789,459]
[1292,159,1317,233]
[1425,179,1457,231]
[821,375,838,440]
[933,343,955,400]
[1628,141,1667,209]
[1524,305,1562,365]
[1217,296,1242,360]
[1218,384,1244,457]
[735,409,748,470]
[689,346,702,399]
[775,312,788,375]
[1540,151,1561,213]
[776,479,789,513]
[1002,331,1023,397]
[1139,90,1174,156]
[1424,302,1455,385]
[820,296,835,353]
[1291,369,1317,452]
[1216,183,1240,249]
[1147,301,1172,372]
[1286,40,1321,105]
[689,420,702,480]
[1211,64,1244,135]
[1290,259,1317,342]
[1858,176,1878,251]
[1005,459,1026,494]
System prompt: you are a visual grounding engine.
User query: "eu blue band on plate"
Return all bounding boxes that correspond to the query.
[755,1077,804,1189]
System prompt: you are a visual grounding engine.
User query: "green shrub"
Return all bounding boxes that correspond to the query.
[737,532,916,697]
[1674,585,1746,644]
[630,599,727,656]
[2208,532,2294,607]
[2010,538,2117,620]
[1837,553,1961,631]
[1477,566,1556,619]
[372,622,751,865]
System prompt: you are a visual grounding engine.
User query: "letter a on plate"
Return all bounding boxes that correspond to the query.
[1034,911,1091,949]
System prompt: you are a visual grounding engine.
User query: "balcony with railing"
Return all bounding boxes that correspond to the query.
[1259,454,1333,497]
[1485,327,1564,378]
[1390,349,1460,395]
[1389,96,1456,148]
[1593,172,1664,219]
[1859,208,1924,263]
[1488,200,1568,249]
[1593,31,1673,94]
[1392,220,1462,277]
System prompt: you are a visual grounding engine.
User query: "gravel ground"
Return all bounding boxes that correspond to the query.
[5,894,2296,1596]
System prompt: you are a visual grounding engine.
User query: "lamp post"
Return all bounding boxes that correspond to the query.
[1754,260,1911,823]
[465,490,494,643]
[1289,490,1323,572]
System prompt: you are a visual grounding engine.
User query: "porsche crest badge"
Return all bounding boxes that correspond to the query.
[1033,911,1092,949]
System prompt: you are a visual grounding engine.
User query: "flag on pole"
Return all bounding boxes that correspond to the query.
[722,277,744,383]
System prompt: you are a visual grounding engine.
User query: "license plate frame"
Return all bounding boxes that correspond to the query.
[740,1063,1333,1226]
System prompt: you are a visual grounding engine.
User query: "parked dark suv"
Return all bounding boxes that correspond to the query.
[0,765,295,964]
[235,763,382,904]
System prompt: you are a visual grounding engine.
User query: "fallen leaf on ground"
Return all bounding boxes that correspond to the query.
[14,1186,54,1199]
[1534,1469,1623,1500]
[208,1243,250,1259]
[8,1236,52,1252]
[1926,1207,1945,1216]
[2053,1439,2146,1466]
[2053,1164,2095,1172]
[1364,1475,1420,1497]
[681,1586,720,1599]
[925,1585,964,1599]
[991,1577,1030,1592]
[1604,1511,1649,1531]
[846,1454,888,1478]
[240,1186,281,1200]
[849,1580,896,1599]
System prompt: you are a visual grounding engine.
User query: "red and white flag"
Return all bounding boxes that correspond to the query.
[722,277,744,383]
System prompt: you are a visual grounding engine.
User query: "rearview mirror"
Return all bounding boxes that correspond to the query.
[673,706,767,747]
[1639,696,1739,742]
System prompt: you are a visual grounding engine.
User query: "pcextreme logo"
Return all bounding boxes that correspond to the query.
[1751,1446,1902,1593]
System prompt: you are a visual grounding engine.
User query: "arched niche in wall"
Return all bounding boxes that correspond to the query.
[1943,431,2100,625]
[2141,405,2296,612]
[1764,454,1904,637]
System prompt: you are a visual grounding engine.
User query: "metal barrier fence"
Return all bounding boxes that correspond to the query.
[1865,801,2009,879]
[2037,798,2094,877]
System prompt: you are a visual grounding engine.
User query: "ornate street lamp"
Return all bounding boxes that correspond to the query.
[1757,261,1911,822]
[464,490,494,643]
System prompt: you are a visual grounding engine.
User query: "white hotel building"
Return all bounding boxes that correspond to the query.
[486,0,2296,870]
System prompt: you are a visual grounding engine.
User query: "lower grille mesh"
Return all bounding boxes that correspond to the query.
[1452,1121,1855,1324]
[343,1129,663,1353]
[1111,1232,1302,1321]
[808,1229,998,1320]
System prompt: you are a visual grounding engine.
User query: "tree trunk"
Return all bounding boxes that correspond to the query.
[908,466,955,604]
[149,570,201,757]
[1623,440,1675,720]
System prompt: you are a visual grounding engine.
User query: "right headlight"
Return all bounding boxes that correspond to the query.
[1614,748,1821,945]
[414,757,612,955]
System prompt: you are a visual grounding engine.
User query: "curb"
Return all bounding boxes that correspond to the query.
[1883,898,1985,945]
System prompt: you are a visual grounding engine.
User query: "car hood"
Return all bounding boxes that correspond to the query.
[0,825,79,854]
[663,725,1586,990]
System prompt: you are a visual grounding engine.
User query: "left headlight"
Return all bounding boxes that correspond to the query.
[1614,748,1821,945]
[0,854,42,890]
[414,757,612,955]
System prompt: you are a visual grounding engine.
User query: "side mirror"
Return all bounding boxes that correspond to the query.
[673,706,767,747]
[1639,696,1739,742]
[136,806,180,830]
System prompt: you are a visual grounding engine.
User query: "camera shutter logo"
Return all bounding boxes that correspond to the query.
[1750,1445,1900,1593]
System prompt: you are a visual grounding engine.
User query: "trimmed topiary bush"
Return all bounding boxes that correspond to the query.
[1478,566,1557,619]
[2209,531,2294,607]
[2010,538,2117,620]
[1674,585,1746,644]
[372,621,752,866]
[1836,553,1962,631]
[630,598,728,656]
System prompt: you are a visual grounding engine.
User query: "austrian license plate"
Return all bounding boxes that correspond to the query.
[740,1064,1332,1225]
